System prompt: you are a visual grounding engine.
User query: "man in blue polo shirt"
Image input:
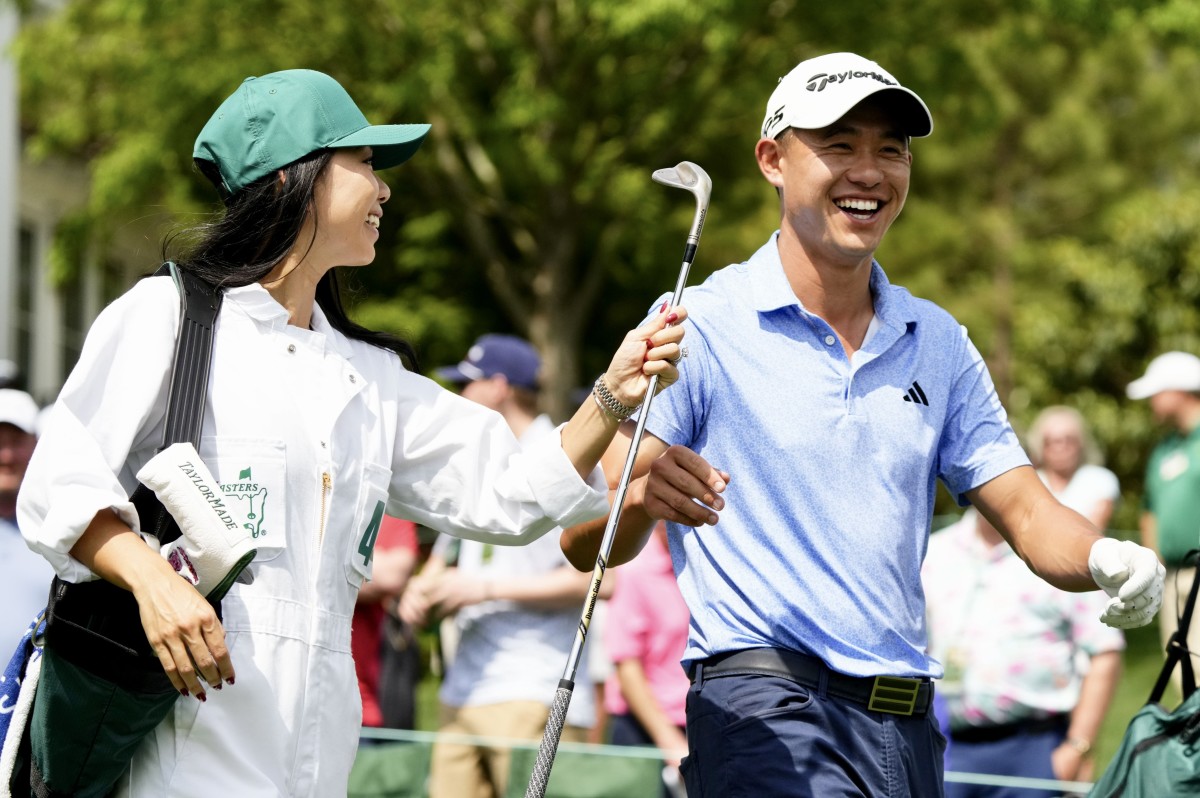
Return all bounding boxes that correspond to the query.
[562,51,1165,797]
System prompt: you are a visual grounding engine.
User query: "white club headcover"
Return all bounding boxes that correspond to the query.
[136,442,257,600]
[1088,537,1166,630]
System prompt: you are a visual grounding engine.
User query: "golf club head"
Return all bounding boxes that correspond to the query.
[652,161,712,204]
[651,161,711,247]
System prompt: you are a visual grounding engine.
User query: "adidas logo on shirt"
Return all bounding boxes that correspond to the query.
[902,381,929,406]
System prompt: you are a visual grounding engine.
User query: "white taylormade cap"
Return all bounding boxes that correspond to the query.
[761,52,933,140]
[1126,351,1200,400]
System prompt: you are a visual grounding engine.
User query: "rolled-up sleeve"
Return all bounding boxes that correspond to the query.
[17,278,178,581]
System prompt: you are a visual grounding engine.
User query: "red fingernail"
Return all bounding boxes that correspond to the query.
[180,689,189,697]
[197,692,207,703]
[659,302,668,313]
[666,312,678,324]
[226,677,235,686]
[646,340,653,349]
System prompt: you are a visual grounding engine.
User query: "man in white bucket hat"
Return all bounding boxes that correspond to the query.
[1128,351,1200,690]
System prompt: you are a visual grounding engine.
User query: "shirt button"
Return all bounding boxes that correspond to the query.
[824,335,836,346]
[320,441,327,449]
[287,344,296,354]
[349,375,357,384]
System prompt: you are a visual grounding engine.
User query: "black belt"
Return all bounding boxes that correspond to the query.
[689,648,933,717]
[949,713,1069,744]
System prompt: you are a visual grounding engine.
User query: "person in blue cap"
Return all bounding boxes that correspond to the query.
[18,69,686,797]
[392,334,609,797]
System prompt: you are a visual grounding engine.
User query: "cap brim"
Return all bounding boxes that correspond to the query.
[434,365,471,384]
[871,88,933,138]
[1126,377,1159,400]
[329,123,432,169]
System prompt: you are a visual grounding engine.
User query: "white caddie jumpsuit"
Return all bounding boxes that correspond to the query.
[18,276,608,797]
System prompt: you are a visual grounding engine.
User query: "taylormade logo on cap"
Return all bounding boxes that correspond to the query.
[761,52,933,140]
[804,69,898,94]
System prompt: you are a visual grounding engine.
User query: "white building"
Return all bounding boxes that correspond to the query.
[2,5,148,404]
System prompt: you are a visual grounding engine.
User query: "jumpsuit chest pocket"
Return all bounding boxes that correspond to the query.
[345,462,393,586]
[199,437,288,562]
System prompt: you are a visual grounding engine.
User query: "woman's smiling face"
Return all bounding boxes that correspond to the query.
[306,146,391,269]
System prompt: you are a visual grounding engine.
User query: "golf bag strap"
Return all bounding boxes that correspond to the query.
[1150,548,1200,703]
[130,262,223,546]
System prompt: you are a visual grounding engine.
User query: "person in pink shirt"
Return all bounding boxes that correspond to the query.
[604,522,690,794]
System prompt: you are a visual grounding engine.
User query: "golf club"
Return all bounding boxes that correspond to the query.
[524,161,711,798]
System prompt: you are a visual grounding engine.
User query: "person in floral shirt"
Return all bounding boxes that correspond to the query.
[923,509,1124,796]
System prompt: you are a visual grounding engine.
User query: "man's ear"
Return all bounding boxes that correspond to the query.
[755,137,785,191]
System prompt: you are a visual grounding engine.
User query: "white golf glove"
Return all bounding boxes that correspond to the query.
[1088,537,1165,629]
[136,442,258,600]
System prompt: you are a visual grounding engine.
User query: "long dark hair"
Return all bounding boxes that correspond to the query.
[164,150,418,370]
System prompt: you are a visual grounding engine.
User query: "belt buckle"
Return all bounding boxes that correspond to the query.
[868,676,921,715]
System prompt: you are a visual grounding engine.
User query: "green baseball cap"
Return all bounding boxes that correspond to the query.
[193,69,431,196]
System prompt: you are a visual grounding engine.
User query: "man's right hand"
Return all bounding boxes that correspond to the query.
[643,445,730,527]
[1088,538,1165,629]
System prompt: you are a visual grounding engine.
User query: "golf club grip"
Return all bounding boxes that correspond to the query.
[524,683,573,798]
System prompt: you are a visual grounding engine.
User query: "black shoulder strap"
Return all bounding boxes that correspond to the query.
[157,262,223,448]
[130,262,223,545]
[1150,548,1200,703]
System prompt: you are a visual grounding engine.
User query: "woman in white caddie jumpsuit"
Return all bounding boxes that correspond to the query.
[16,69,685,797]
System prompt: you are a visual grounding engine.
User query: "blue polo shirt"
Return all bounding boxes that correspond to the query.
[643,233,1030,678]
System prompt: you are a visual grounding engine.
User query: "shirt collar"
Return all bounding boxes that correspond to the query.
[223,282,356,360]
[748,231,918,332]
[224,282,291,325]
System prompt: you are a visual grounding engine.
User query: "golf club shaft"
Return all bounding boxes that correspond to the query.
[524,251,698,798]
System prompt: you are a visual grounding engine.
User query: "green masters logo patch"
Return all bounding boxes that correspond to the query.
[222,466,269,539]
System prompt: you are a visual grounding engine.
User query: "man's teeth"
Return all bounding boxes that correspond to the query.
[367,214,380,229]
[836,199,879,212]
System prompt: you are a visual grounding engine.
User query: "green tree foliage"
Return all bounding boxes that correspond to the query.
[13,0,1200,526]
[13,0,790,419]
[873,3,1200,525]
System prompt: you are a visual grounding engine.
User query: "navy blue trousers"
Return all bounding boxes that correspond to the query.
[682,670,946,797]
[944,730,1067,798]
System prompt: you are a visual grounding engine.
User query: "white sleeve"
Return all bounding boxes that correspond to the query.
[17,277,179,581]
[385,378,608,546]
[1086,466,1121,502]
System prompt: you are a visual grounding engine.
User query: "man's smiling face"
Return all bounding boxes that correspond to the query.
[773,97,912,270]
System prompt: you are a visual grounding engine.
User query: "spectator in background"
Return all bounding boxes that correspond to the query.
[400,334,610,798]
[1026,406,1120,531]
[352,515,421,735]
[1127,351,1200,691]
[923,509,1124,797]
[0,389,55,645]
[604,521,690,797]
